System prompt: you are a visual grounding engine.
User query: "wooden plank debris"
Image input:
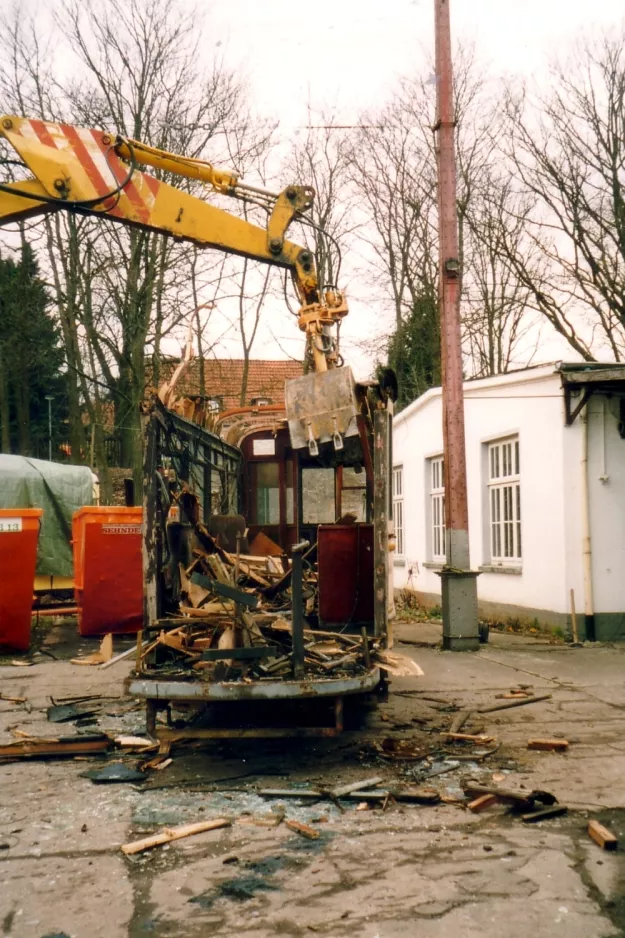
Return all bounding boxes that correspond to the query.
[373,651,424,677]
[521,805,568,823]
[527,738,569,752]
[477,694,552,713]
[442,733,495,744]
[449,711,471,733]
[468,793,498,813]
[463,783,557,810]
[285,820,320,840]
[588,820,618,850]
[70,633,114,666]
[328,777,384,798]
[0,734,111,760]
[121,818,231,855]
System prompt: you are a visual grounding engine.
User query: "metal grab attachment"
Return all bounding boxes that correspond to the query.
[307,423,319,457]
[332,416,343,451]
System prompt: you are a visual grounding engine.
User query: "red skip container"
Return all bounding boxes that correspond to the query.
[72,506,143,636]
[0,508,43,651]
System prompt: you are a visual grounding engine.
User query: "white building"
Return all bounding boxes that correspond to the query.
[392,363,625,641]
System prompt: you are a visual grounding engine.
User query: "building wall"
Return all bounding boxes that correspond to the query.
[584,394,625,638]
[393,367,580,625]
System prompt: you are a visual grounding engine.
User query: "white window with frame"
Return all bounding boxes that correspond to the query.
[488,436,521,564]
[392,466,404,557]
[430,456,445,562]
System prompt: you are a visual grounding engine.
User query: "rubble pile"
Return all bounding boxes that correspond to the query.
[139,531,390,683]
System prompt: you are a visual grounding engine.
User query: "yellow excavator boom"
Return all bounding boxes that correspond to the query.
[0,115,348,372]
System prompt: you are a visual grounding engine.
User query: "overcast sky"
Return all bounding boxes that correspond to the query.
[176,1,625,376]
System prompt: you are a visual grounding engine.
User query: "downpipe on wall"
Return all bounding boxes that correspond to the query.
[581,409,596,641]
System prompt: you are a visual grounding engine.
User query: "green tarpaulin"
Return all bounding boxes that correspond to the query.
[0,455,94,577]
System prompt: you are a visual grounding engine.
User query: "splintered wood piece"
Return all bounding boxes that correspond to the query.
[121,818,231,855]
[527,738,569,752]
[285,819,320,840]
[443,733,495,744]
[588,820,618,850]
[373,651,424,677]
[449,711,471,733]
[71,632,113,666]
[521,805,568,823]
[468,793,498,813]
[115,735,158,752]
[0,735,111,758]
[329,777,384,798]
[478,694,552,714]
[158,631,199,657]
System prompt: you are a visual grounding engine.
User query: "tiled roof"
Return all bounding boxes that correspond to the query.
[159,357,303,412]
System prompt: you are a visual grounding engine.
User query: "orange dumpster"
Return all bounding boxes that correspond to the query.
[0,508,43,651]
[72,507,143,636]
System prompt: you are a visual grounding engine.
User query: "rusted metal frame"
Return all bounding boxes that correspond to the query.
[291,540,309,678]
[141,409,159,632]
[127,668,381,701]
[564,385,594,426]
[357,414,374,485]
[335,464,343,519]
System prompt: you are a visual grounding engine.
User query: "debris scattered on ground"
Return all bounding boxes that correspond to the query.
[0,733,111,761]
[527,738,569,752]
[121,817,231,855]
[449,710,471,733]
[373,737,426,761]
[326,776,383,798]
[115,735,159,752]
[442,732,495,744]
[259,785,440,805]
[468,793,498,813]
[463,783,558,812]
[285,819,320,840]
[588,820,618,850]
[47,703,99,724]
[477,693,552,714]
[10,659,33,667]
[81,762,146,784]
[521,805,568,823]
[70,633,113,666]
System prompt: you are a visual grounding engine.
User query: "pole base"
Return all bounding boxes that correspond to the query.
[439,568,480,652]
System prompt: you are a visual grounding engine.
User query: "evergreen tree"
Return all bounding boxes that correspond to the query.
[0,243,68,458]
[386,289,441,411]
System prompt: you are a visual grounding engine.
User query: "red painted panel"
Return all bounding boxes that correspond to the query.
[0,509,42,651]
[317,524,374,627]
[72,507,143,635]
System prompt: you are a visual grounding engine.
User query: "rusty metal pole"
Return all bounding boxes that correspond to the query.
[434,0,479,650]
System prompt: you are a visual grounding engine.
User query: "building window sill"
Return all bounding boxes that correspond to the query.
[479,564,522,576]
[423,561,444,570]
[393,558,406,567]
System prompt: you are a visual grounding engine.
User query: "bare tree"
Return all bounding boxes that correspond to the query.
[0,0,273,493]
[502,32,625,361]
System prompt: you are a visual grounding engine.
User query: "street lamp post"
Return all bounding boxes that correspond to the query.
[44,395,53,462]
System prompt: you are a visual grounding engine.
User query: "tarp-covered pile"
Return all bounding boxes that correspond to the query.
[0,455,94,576]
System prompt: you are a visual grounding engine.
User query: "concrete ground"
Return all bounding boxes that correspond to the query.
[1,619,625,938]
